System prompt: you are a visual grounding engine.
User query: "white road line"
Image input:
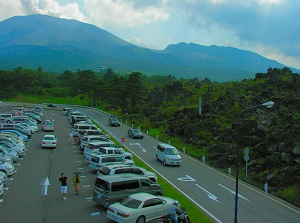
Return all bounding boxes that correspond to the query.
[91,212,100,216]
[195,184,220,203]
[218,183,250,202]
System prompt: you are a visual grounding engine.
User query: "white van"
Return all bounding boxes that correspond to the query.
[155,143,182,166]
[72,123,97,137]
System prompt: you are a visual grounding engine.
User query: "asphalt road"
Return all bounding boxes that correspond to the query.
[1,103,300,223]
[79,106,300,223]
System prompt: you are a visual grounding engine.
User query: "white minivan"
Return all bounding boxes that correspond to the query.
[155,143,182,166]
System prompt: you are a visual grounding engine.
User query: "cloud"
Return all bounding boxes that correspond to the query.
[169,0,300,63]
[83,0,170,29]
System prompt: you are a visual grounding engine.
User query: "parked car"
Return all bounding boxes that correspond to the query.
[93,174,162,207]
[17,123,39,133]
[79,135,111,151]
[156,143,182,166]
[128,128,144,139]
[0,171,7,184]
[0,152,14,165]
[72,123,97,137]
[97,163,157,183]
[0,113,13,123]
[0,160,15,176]
[0,129,29,141]
[84,141,118,161]
[0,180,3,196]
[42,122,54,132]
[88,154,134,171]
[108,117,120,127]
[42,135,57,148]
[0,145,19,162]
[0,140,26,156]
[63,108,73,115]
[107,193,174,223]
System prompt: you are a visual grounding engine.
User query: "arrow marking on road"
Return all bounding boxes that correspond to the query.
[138,146,146,152]
[40,177,50,196]
[91,212,101,216]
[218,184,250,201]
[177,175,196,182]
[195,184,220,203]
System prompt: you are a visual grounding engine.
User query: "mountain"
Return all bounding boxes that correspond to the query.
[0,14,299,81]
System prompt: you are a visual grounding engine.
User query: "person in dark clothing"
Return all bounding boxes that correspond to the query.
[59,173,68,200]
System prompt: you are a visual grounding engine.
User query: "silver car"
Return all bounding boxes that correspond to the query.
[0,140,25,156]
[0,152,14,165]
[0,145,19,162]
[0,160,15,176]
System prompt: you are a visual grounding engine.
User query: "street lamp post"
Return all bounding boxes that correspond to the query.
[234,101,274,223]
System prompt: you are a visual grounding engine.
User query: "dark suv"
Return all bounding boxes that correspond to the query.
[108,117,120,127]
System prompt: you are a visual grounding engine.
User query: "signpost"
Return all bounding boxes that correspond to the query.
[244,148,249,178]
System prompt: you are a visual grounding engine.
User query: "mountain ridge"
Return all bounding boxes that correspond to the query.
[0,14,298,81]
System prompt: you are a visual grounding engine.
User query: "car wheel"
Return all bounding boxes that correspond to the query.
[156,154,159,161]
[163,160,167,166]
[136,216,145,223]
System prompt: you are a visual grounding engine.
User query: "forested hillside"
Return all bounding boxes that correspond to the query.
[1,66,299,206]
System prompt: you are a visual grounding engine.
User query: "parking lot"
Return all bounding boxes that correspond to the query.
[0,106,110,223]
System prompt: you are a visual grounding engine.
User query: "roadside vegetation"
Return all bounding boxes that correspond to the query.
[1,66,300,207]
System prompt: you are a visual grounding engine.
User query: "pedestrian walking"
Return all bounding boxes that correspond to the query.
[72,173,81,195]
[69,131,73,144]
[59,173,68,200]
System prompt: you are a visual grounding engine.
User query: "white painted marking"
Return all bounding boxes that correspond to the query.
[83,185,90,188]
[129,143,141,146]
[76,161,82,163]
[91,212,101,216]
[177,175,196,182]
[195,184,220,203]
[78,167,84,170]
[138,146,147,152]
[4,187,9,190]
[74,155,79,157]
[0,199,3,203]
[86,197,93,200]
[14,164,21,166]
[218,184,250,202]
[80,175,87,178]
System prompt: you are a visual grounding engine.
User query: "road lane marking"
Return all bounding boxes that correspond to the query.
[177,175,196,182]
[218,184,250,202]
[195,184,220,203]
[91,212,100,216]
[138,145,146,152]
[130,143,141,146]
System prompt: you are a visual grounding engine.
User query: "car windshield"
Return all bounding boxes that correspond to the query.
[112,118,119,122]
[45,123,53,126]
[165,148,179,155]
[132,129,141,133]
[120,197,142,209]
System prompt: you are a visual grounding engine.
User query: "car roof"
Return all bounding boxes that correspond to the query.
[43,135,56,137]
[158,143,176,148]
[96,173,149,181]
[88,141,113,145]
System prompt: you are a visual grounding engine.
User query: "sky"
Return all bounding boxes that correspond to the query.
[0,0,299,69]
